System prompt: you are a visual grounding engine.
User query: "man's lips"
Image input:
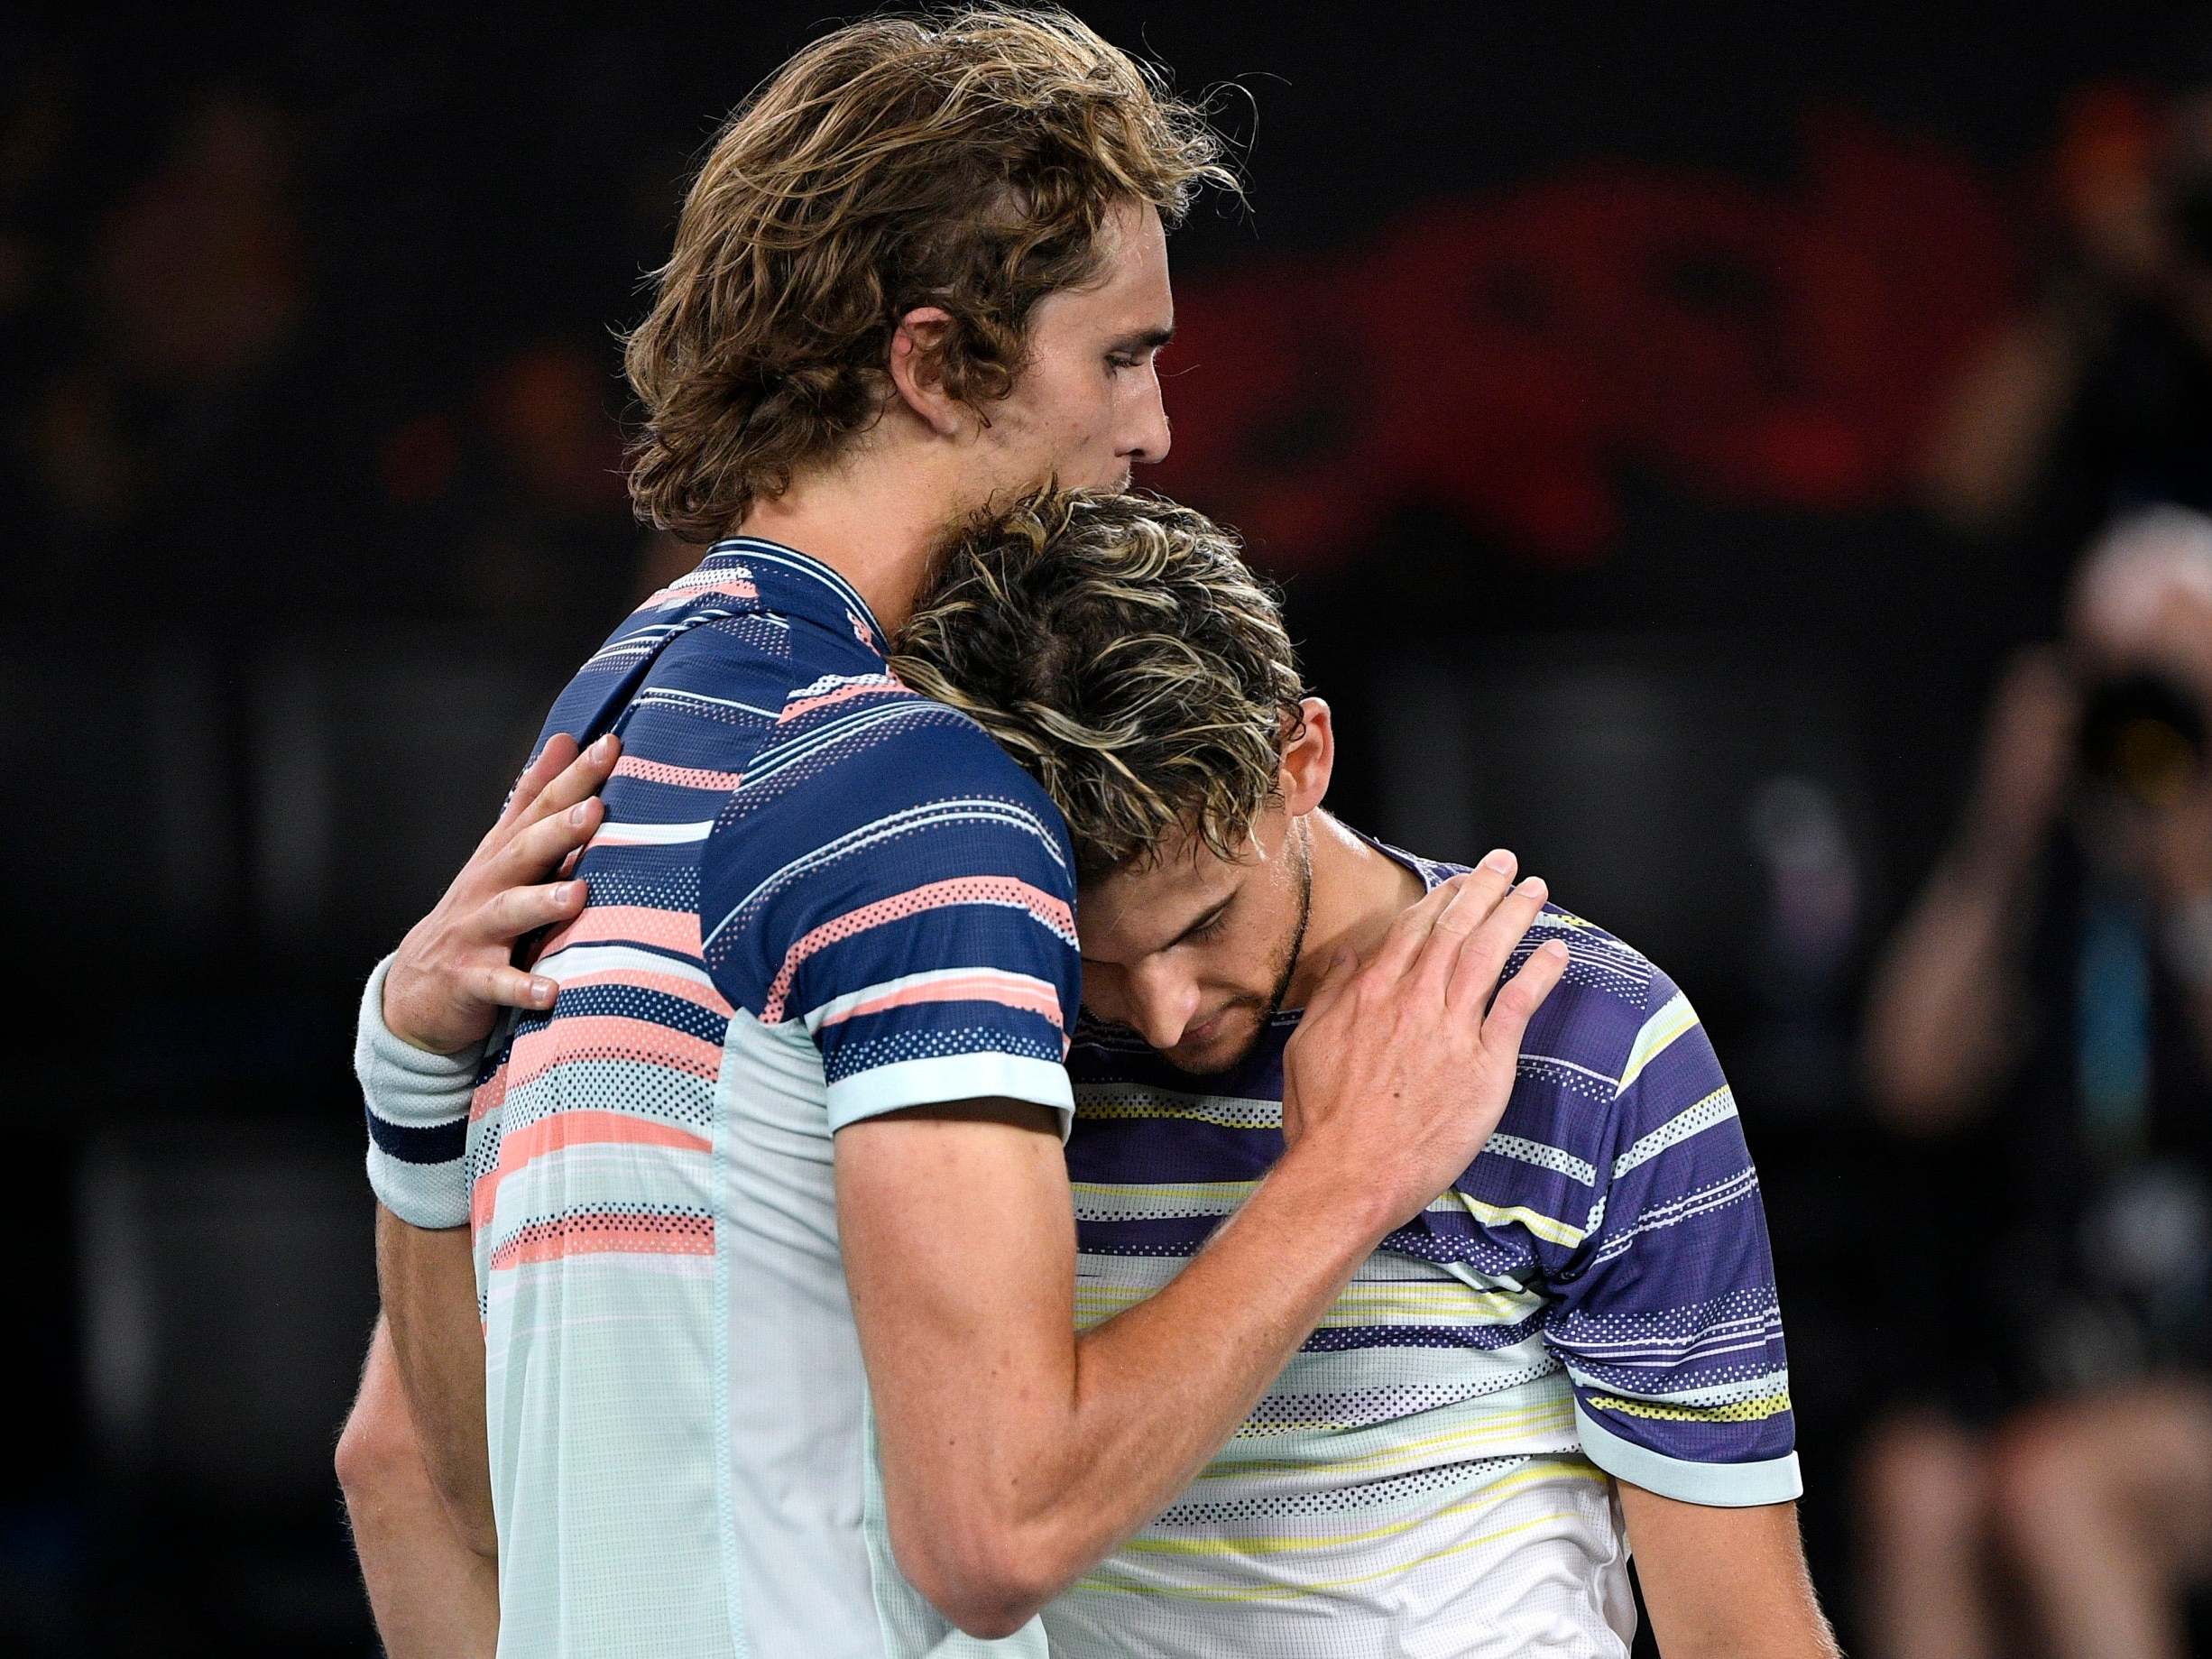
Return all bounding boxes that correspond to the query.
[1179,1009,1232,1046]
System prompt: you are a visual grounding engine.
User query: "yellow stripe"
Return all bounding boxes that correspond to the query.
[1586,1387,1792,1424]
[1073,1510,1578,1601]
[1072,1179,1586,1246]
[1072,1286,1536,1326]
[1116,1459,1607,1557]
[1618,994,1699,1093]
[1445,1192,1586,1249]
[1197,1398,1578,1480]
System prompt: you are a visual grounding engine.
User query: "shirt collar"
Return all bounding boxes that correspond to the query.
[704,535,889,659]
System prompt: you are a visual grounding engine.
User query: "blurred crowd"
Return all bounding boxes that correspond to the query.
[9,11,2212,1657]
[1857,78,2212,1659]
[1,27,656,635]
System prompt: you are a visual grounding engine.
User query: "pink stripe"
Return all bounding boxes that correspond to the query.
[541,905,704,956]
[489,1214,714,1271]
[764,877,1076,1021]
[503,1014,724,1090]
[613,755,744,791]
[823,973,1064,1031]
[470,1066,508,1124]
[779,680,897,722]
[643,577,759,609]
[473,1109,711,1228]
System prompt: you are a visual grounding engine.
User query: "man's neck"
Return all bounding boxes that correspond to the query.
[1286,811,1428,1007]
[733,449,963,636]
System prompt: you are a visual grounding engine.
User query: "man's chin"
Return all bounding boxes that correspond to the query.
[1161,1011,1267,1076]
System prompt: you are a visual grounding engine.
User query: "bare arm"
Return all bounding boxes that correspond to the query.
[336,1316,499,1658]
[362,732,619,1500]
[344,731,621,1646]
[1618,1486,1839,1659]
[1862,650,2072,1130]
[839,863,1571,1636]
[373,1206,495,1552]
[1920,301,2099,536]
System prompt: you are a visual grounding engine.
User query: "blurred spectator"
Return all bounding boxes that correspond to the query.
[1923,76,2212,641]
[1856,505,2212,1659]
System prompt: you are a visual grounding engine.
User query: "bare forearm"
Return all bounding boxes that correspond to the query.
[1622,1492,1839,1659]
[861,1128,1390,1632]
[337,1319,499,1659]
[1034,1150,1385,1575]
[373,1204,496,1553]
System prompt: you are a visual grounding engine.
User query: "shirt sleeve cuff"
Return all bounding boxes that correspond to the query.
[355,953,481,1230]
[825,1053,1074,1141]
[1574,1402,1803,1507]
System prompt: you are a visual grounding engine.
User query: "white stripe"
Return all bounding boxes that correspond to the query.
[1582,1367,1792,1407]
[713,539,880,630]
[589,818,714,846]
[1563,1312,1779,1356]
[788,670,897,700]
[1484,1132,1599,1187]
[532,943,715,989]
[705,797,1066,945]
[1516,1053,1621,1089]
[1592,1166,1760,1263]
[800,965,1061,1033]
[1603,1336,1780,1369]
[582,612,738,665]
[1612,1086,1737,1179]
[741,700,945,782]
[631,686,783,720]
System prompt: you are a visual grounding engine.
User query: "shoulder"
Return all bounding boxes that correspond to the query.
[1490,901,1719,1155]
[1521,906,1681,1081]
[745,674,1070,860]
[696,677,1076,990]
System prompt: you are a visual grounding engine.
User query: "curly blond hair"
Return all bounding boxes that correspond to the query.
[622,6,1236,539]
[891,489,1304,878]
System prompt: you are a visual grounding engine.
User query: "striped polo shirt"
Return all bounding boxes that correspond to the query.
[370,540,1079,1658]
[1043,844,1797,1659]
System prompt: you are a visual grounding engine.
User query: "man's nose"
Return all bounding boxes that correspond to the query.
[1124,961,1199,1050]
[1124,372,1170,467]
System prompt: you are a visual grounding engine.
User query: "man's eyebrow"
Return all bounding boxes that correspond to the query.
[1108,324,1175,354]
[1149,895,1230,954]
[1080,895,1228,966]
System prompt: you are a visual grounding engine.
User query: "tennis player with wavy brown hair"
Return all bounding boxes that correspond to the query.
[337,9,1568,1658]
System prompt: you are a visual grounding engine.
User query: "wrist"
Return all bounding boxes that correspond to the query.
[1263,1131,1402,1254]
[357,954,482,1230]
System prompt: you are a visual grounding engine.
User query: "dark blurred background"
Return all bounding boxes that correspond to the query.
[12,4,2212,1654]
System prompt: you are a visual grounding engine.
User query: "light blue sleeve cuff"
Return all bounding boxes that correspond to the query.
[1574,1402,1804,1507]
[356,953,482,1230]
[826,1053,1074,1142]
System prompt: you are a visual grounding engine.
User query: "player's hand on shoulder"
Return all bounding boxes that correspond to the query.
[383,732,621,1054]
[1280,851,1568,1232]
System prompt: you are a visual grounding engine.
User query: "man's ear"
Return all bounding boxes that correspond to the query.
[887,305,966,438]
[1279,696,1334,817]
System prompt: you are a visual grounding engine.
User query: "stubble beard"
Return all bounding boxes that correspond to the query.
[1166,821,1313,1077]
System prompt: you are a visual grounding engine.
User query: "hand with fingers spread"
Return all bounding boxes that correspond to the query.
[1280,849,1570,1234]
[383,731,622,1055]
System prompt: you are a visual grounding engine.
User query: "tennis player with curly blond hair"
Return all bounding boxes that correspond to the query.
[338,11,1568,1658]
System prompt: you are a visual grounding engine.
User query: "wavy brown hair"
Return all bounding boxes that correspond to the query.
[622,6,1235,540]
[891,489,1304,880]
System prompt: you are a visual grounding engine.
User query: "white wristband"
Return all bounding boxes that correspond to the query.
[356,953,482,1229]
